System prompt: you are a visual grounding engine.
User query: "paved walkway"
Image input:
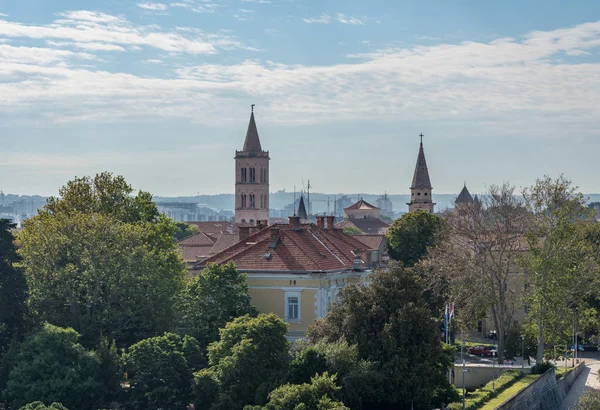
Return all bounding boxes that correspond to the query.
[558,353,600,410]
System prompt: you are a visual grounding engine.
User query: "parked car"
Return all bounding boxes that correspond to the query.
[569,344,584,352]
[582,344,599,352]
[468,345,497,357]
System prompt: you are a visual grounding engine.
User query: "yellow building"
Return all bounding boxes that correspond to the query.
[197,216,382,339]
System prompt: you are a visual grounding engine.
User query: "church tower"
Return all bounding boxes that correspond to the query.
[235,106,270,225]
[407,133,435,213]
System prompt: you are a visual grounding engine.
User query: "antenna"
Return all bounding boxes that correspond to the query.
[293,186,296,216]
[307,179,311,217]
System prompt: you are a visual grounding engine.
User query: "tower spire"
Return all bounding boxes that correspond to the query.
[410,134,432,190]
[242,105,262,152]
[407,133,435,213]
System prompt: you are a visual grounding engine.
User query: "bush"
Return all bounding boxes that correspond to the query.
[575,388,600,410]
[531,361,555,375]
[447,370,523,410]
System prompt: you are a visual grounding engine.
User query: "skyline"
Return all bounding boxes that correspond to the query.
[1,1,600,196]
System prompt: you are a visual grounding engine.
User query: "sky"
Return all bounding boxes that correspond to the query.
[1,0,600,197]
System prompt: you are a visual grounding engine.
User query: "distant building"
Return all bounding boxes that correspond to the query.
[407,135,435,213]
[376,193,393,218]
[336,199,391,234]
[335,195,353,217]
[235,107,270,225]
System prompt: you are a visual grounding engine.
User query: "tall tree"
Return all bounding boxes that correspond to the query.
[194,314,289,410]
[0,219,27,351]
[6,324,105,410]
[520,175,597,362]
[124,333,204,410]
[385,210,446,266]
[423,183,529,364]
[307,262,455,410]
[18,174,186,346]
[176,262,257,349]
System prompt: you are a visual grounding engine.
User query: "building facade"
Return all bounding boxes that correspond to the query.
[235,108,270,225]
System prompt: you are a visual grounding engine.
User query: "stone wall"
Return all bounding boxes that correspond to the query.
[495,361,585,410]
[453,364,531,389]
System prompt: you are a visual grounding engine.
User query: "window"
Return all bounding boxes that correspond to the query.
[250,167,255,182]
[241,194,247,208]
[241,168,247,183]
[249,194,255,208]
[285,291,301,322]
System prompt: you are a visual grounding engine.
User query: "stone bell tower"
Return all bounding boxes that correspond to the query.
[407,133,435,213]
[234,105,270,225]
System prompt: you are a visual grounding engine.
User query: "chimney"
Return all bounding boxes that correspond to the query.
[239,226,251,241]
[316,215,325,228]
[256,219,266,230]
[270,227,280,248]
[288,216,301,231]
[325,215,335,229]
[352,250,363,271]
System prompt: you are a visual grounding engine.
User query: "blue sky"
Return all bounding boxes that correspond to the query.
[1,0,600,197]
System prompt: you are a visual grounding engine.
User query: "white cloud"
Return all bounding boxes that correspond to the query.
[0,13,8,17]
[170,1,218,13]
[144,58,163,64]
[47,40,126,52]
[1,19,600,134]
[301,13,330,24]
[0,11,249,55]
[137,3,169,11]
[241,0,270,3]
[336,13,364,25]
[0,44,94,65]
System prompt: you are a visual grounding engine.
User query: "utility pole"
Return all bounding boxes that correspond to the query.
[462,360,467,410]
[521,335,525,370]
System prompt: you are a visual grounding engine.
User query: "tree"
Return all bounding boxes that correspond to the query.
[307,263,455,410]
[174,222,201,240]
[194,314,289,410]
[176,263,257,349]
[0,219,27,351]
[385,210,446,266]
[422,183,529,364]
[342,226,363,235]
[19,403,69,410]
[520,175,598,362]
[18,174,186,346]
[244,373,348,410]
[6,324,105,410]
[575,388,600,410]
[124,333,204,410]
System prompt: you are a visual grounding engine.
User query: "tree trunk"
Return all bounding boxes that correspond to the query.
[537,304,544,363]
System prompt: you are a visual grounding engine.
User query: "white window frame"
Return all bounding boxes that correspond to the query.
[284,291,301,323]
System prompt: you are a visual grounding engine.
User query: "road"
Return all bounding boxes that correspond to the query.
[558,351,600,410]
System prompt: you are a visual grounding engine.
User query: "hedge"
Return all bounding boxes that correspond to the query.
[448,370,524,410]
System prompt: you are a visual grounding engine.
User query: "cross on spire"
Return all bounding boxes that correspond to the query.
[251,103,255,113]
[419,133,424,144]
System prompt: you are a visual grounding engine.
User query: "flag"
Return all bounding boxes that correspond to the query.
[449,303,455,321]
[444,304,448,343]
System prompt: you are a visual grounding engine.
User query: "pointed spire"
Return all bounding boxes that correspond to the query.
[410,135,432,189]
[473,194,480,207]
[297,195,308,220]
[456,184,474,205]
[242,105,262,152]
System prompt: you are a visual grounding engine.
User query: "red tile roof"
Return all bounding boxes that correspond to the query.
[351,234,387,250]
[178,232,219,263]
[186,221,234,241]
[344,199,379,211]
[208,233,240,257]
[336,218,390,234]
[197,224,374,273]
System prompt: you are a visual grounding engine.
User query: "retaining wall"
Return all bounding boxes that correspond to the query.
[453,364,531,389]
[495,361,585,410]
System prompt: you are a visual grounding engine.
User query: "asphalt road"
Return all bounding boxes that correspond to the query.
[558,351,600,410]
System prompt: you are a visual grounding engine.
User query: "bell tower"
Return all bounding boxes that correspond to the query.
[235,105,270,225]
[407,133,435,213]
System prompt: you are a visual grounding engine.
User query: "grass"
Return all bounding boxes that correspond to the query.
[479,374,541,409]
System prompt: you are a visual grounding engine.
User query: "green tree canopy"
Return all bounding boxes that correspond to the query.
[194,314,289,410]
[19,402,69,410]
[308,262,455,410]
[174,222,201,241]
[385,210,445,266]
[6,324,105,410]
[43,172,158,223]
[18,174,186,346]
[342,226,363,235]
[176,262,257,348]
[244,373,348,410]
[124,332,204,410]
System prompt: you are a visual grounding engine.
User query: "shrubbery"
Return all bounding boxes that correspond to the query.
[447,370,523,410]
[531,361,555,375]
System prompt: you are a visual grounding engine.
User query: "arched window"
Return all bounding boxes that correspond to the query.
[250,168,255,182]
[241,168,247,183]
[260,194,264,208]
[249,194,255,208]
[241,194,247,208]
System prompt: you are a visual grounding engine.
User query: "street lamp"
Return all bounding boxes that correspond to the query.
[521,335,525,370]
